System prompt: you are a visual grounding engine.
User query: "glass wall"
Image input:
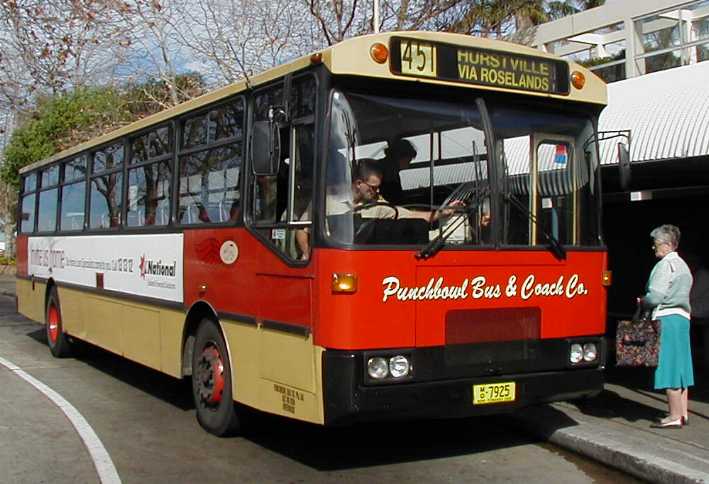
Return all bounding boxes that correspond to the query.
[540,2,709,82]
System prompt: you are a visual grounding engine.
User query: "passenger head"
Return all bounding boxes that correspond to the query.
[650,224,680,258]
[352,158,383,204]
[385,139,417,169]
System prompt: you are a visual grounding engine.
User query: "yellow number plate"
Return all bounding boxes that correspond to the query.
[400,40,437,78]
[473,382,516,405]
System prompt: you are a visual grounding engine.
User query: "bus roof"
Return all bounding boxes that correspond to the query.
[20,31,606,175]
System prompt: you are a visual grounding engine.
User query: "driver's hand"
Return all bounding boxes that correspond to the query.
[440,200,465,218]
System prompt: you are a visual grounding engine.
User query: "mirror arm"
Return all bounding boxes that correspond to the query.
[583,129,631,153]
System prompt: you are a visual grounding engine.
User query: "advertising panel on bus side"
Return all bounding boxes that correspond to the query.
[28,234,184,302]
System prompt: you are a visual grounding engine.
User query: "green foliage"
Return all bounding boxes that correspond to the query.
[0,256,15,266]
[1,73,206,190]
[1,87,131,188]
[579,51,625,68]
[125,73,206,118]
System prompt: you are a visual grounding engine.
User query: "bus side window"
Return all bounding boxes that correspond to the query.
[177,100,244,226]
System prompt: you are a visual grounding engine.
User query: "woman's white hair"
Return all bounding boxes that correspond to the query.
[650,224,681,249]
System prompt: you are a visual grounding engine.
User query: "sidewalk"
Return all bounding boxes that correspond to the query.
[1,272,707,482]
[515,363,709,483]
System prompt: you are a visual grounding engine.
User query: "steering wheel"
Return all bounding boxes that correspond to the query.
[351,201,399,219]
[350,201,399,241]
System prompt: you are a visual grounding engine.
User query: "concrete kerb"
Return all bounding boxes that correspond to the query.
[515,404,709,484]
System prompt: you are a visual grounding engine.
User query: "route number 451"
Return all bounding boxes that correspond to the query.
[400,40,437,78]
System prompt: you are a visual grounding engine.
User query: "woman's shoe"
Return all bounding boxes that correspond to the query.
[682,416,689,426]
[651,416,682,428]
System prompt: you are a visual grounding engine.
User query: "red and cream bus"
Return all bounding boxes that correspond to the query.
[16,32,610,435]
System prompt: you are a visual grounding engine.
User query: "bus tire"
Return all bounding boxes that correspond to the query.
[191,319,240,436]
[46,286,72,358]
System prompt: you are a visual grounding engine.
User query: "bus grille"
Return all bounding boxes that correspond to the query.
[445,307,541,345]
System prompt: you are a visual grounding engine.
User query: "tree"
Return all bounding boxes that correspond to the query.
[307,0,363,45]
[0,0,128,107]
[107,0,188,108]
[173,0,321,86]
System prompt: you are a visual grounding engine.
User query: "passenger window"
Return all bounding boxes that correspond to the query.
[64,157,86,182]
[128,162,172,227]
[36,165,60,232]
[90,143,124,229]
[23,173,37,193]
[183,115,208,149]
[41,165,60,187]
[177,99,243,225]
[89,172,123,229]
[93,143,124,173]
[37,188,58,232]
[60,181,86,231]
[20,193,36,233]
[128,125,174,227]
[178,147,241,224]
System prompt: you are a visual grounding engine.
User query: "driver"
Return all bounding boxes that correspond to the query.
[297,159,460,259]
[337,158,456,223]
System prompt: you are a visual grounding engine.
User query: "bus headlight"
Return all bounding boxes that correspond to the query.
[569,343,583,364]
[583,343,598,362]
[367,357,389,379]
[389,355,410,378]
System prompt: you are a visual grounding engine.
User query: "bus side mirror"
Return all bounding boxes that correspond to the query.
[618,143,631,191]
[252,120,280,176]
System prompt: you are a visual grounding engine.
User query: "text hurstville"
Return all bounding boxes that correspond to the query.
[457,49,552,92]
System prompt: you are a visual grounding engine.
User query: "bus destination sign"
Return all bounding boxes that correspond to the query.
[390,37,570,95]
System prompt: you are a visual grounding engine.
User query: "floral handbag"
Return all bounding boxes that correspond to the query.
[616,316,661,367]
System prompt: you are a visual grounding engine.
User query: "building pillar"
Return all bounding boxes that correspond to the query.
[624,16,645,78]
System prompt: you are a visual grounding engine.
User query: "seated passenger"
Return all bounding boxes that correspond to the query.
[379,139,417,204]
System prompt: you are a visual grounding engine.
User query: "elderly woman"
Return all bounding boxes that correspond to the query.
[639,224,694,428]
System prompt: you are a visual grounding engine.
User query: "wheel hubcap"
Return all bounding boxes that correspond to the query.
[197,343,225,406]
[48,304,59,344]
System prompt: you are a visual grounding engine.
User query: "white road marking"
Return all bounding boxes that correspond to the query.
[0,355,121,484]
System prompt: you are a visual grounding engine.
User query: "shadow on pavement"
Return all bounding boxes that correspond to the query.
[573,389,666,423]
[240,411,543,471]
[25,326,195,412]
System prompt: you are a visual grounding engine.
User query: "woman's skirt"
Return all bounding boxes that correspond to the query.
[654,314,694,390]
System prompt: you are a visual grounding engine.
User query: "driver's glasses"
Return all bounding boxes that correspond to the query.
[361,181,380,193]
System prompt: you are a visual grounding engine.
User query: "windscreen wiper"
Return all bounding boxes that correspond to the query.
[503,193,566,260]
[417,140,490,260]
[416,183,490,260]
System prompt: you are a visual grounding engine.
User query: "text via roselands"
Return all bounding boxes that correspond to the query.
[381,274,589,303]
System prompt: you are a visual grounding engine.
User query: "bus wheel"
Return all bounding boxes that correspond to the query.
[191,319,240,436]
[46,287,72,358]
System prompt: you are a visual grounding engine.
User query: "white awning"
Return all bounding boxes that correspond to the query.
[599,61,709,165]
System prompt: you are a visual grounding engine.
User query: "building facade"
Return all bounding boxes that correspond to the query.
[525,0,709,83]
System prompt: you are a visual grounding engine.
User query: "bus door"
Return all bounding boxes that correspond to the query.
[247,75,318,391]
[531,134,578,246]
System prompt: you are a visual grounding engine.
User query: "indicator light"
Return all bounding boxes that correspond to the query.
[332,273,358,293]
[370,43,389,64]
[602,270,612,286]
[571,70,586,90]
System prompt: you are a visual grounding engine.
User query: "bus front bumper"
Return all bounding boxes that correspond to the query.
[323,348,604,425]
